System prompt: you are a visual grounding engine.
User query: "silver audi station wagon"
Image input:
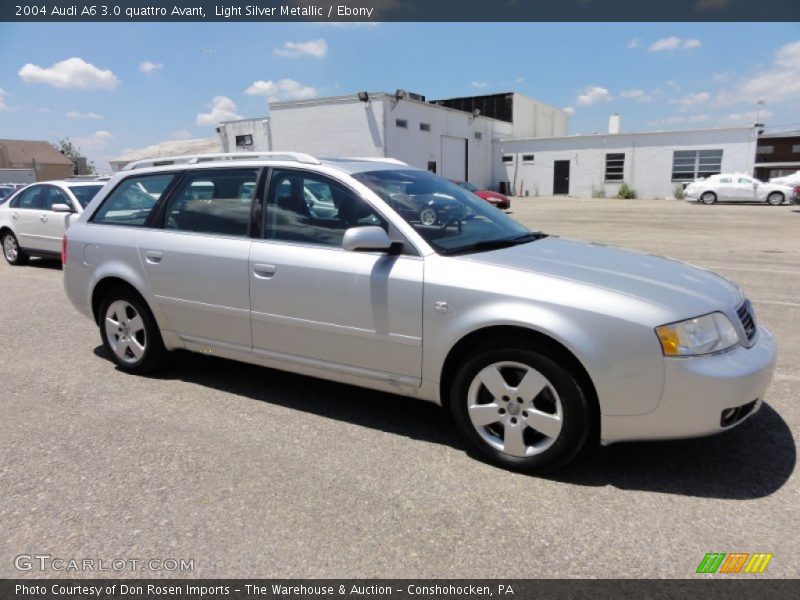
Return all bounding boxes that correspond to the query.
[63,153,777,472]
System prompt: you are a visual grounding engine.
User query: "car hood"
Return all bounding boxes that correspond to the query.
[460,236,743,313]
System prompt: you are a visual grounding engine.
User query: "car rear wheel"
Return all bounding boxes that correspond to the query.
[419,207,438,226]
[767,192,784,206]
[450,345,592,473]
[700,191,717,205]
[2,231,28,266]
[99,288,169,374]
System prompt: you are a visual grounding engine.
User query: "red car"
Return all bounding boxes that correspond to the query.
[454,181,511,209]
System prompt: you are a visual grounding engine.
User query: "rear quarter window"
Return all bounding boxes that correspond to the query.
[91,173,177,226]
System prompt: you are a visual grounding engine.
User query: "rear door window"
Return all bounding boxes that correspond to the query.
[92,173,177,226]
[163,168,258,237]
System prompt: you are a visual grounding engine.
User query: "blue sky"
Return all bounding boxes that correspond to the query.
[1,22,799,172]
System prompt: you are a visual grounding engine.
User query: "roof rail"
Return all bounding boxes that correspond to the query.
[326,157,409,166]
[121,151,321,171]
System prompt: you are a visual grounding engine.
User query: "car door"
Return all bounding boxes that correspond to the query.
[731,177,757,202]
[138,168,258,350]
[33,185,77,254]
[249,168,424,384]
[714,176,734,201]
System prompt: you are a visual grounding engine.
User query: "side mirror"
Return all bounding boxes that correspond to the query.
[51,203,74,213]
[342,226,394,252]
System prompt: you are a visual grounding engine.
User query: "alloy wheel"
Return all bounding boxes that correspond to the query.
[3,235,18,262]
[104,300,147,364]
[767,192,784,206]
[420,208,437,226]
[466,361,563,457]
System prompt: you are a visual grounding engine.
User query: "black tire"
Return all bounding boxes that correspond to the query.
[2,231,29,266]
[450,344,592,473]
[700,191,717,205]
[767,192,784,206]
[98,287,169,374]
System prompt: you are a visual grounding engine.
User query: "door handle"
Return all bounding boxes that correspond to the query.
[145,250,163,264]
[12,212,18,220]
[253,263,277,279]
[40,214,48,222]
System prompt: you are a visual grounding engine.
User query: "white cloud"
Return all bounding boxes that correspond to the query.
[717,41,800,105]
[719,109,774,125]
[515,76,524,83]
[626,37,640,49]
[139,61,163,75]
[562,106,575,116]
[73,130,113,150]
[244,79,318,103]
[196,96,242,126]
[18,57,119,90]
[666,80,681,92]
[66,111,104,120]
[470,81,488,89]
[273,39,328,59]
[0,88,9,111]
[648,36,702,52]
[620,89,652,102]
[169,129,193,140]
[669,92,711,107]
[576,85,612,106]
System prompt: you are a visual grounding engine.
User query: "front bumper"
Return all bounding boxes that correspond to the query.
[601,326,777,444]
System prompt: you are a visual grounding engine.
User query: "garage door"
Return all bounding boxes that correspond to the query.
[441,136,467,181]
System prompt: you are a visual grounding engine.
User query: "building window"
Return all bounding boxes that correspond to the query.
[522,154,535,164]
[671,149,723,181]
[235,134,253,147]
[419,123,431,132]
[474,132,483,140]
[605,153,625,181]
[792,145,800,154]
[502,155,514,164]
[756,145,774,154]
[395,119,408,129]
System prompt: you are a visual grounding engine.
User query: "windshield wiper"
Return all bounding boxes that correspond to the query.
[441,232,546,256]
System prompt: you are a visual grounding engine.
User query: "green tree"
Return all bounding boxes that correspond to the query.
[52,138,96,175]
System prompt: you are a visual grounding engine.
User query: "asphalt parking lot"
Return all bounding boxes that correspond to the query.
[0,197,797,579]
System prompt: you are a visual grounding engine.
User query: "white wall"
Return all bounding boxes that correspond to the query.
[495,127,758,198]
[510,94,569,139]
[383,98,496,187]
[219,118,271,152]
[269,96,387,158]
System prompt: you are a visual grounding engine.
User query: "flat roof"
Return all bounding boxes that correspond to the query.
[499,126,756,143]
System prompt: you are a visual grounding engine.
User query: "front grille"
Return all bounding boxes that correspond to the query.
[737,300,757,342]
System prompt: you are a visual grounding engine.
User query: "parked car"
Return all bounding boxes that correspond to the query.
[769,171,800,186]
[454,180,511,210]
[63,153,776,473]
[684,173,797,205]
[0,180,105,265]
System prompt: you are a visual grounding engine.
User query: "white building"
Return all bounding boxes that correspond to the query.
[496,123,759,199]
[217,91,568,188]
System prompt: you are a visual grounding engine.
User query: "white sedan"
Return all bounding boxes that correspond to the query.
[0,180,105,265]
[685,173,797,205]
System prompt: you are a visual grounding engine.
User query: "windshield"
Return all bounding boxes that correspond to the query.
[68,184,104,208]
[353,169,534,255]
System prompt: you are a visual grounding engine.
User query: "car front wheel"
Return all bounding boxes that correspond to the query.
[99,288,169,374]
[419,207,438,226]
[450,345,592,473]
[2,231,28,266]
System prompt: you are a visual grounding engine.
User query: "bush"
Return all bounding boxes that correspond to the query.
[673,184,685,200]
[617,182,637,199]
[591,185,606,198]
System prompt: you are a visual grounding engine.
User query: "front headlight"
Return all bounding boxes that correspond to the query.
[656,313,740,356]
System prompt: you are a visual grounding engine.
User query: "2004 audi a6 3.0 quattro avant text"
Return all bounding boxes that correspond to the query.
[62,152,777,472]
